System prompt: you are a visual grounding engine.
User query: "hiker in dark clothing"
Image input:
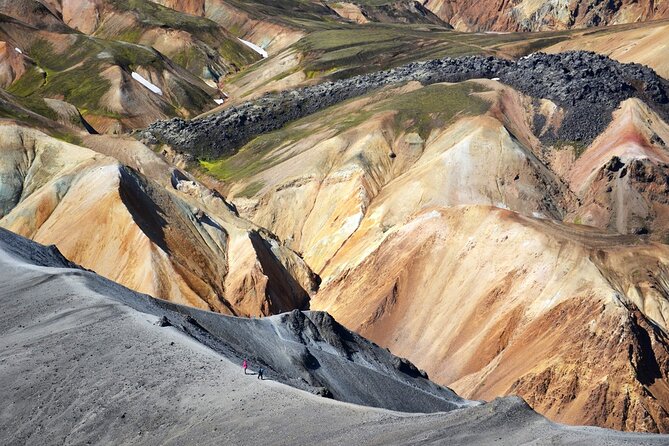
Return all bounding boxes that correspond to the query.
[257,368,264,380]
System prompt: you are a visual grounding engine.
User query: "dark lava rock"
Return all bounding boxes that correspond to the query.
[605,156,625,172]
[392,356,429,379]
[144,51,669,159]
[313,386,333,398]
[155,316,171,327]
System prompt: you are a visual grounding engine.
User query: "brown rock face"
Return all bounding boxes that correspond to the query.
[422,0,669,31]
[0,41,28,88]
[154,0,205,16]
[313,206,669,433]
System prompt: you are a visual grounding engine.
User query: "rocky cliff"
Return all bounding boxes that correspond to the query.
[422,0,669,32]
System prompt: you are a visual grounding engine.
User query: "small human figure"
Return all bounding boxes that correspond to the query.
[242,359,248,375]
[257,368,264,380]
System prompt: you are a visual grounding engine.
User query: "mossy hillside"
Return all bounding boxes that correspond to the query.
[6,66,46,97]
[237,180,266,198]
[0,90,58,122]
[109,0,221,34]
[200,125,312,182]
[254,25,570,85]
[201,81,490,183]
[222,0,345,31]
[96,1,259,74]
[0,92,83,145]
[26,36,164,73]
[14,37,205,118]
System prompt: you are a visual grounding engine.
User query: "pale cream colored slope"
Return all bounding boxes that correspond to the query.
[312,205,669,432]
[329,2,369,24]
[0,123,315,316]
[229,82,571,275]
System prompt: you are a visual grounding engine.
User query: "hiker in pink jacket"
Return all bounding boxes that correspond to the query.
[242,359,248,375]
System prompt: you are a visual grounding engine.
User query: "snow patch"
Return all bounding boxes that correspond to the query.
[415,210,442,223]
[491,77,500,81]
[238,38,268,58]
[131,72,163,95]
[214,99,225,105]
[341,212,363,236]
[14,47,22,54]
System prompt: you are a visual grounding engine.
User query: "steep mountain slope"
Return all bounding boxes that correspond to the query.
[0,227,467,413]
[185,68,669,431]
[0,123,316,316]
[314,206,669,432]
[2,228,668,445]
[152,0,337,55]
[420,0,669,32]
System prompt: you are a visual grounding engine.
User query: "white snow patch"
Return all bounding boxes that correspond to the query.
[131,72,163,95]
[414,210,442,223]
[14,47,22,54]
[491,77,500,81]
[214,99,225,105]
[238,38,268,58]
[340,212,363,236]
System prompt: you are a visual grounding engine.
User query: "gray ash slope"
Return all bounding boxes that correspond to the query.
[3,229,669,445]
[0,227,466,413]
[145,51,669,159]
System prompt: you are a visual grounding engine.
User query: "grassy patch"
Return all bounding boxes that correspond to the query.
[14,95,58,121]
[7,67,46,97]
[51,131,83,146]
[200,128,307,182]
[39,63,112,115]
[380,82,490,139]
[551,140,588,158]
[237,180,266,198]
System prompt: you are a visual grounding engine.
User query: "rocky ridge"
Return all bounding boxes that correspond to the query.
[0,226,467,412]
[145,51,669,158]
